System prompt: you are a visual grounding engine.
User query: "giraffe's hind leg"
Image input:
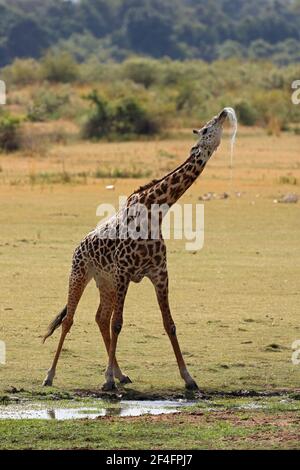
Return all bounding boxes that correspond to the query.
[43,267,90,386]
[150,269,198,390]
[96,282,131,385]
[102,276,130,391]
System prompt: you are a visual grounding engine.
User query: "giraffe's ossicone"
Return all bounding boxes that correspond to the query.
[43,108,230,391]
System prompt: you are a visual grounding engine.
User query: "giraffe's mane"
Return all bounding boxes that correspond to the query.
[131,178,161,195]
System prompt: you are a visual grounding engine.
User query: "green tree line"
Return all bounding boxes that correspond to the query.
[0,0,300,66]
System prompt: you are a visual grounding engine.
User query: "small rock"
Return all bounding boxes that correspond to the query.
[199,192,229,201]
[219,192,229,199]
[199,192,213,201]
[278,193,298,204]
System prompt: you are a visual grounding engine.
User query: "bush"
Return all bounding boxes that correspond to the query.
[122,58,159,88]
[41,51,79,83]
[234,101,258,126]
[2,58,41,85]
[82,91,112,139]
[252,90,290,129]
[82,90,160,140]
[113,98,159,135]
[27,87,71,122]
[0,113,21,152]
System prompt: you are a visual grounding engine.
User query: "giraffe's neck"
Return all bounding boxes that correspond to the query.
[142,144,211,209]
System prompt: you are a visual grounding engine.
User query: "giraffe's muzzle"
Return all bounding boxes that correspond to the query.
[217,108,228,123]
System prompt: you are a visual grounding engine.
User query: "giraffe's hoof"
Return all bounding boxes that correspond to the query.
[185,380,199,391]
[101,381,117,392]
[119,375,132,385]
[42,378,53,387]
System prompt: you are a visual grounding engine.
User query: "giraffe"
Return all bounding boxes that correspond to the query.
[42,108,228,391]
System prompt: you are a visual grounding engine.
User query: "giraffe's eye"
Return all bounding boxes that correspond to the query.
[202,128,208,135]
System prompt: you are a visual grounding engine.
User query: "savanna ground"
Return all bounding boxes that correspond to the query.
[0,126,300,449]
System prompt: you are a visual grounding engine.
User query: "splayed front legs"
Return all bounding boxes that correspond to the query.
[43,266,198,391]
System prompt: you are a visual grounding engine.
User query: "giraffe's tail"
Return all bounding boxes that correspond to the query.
[43,305,67,343]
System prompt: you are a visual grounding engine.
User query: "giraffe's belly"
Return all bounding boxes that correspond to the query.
[92,266,115,288]
[131,273,145,283]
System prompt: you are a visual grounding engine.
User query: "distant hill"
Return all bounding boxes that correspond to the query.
[0,0,300,66]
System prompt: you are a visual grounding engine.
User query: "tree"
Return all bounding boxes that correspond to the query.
[125,7,178,58]
[7,18,49,60]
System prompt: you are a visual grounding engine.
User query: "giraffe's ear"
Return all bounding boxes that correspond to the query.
[193,129,200,135]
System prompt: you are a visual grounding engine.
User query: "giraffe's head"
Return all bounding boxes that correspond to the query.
[193,109,228,153]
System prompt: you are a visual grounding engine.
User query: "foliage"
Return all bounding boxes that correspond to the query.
[40,51,79,83]
[121,58,160,88]
[234,101,258,126]
[82,91,111,139]
[2,58,41,85]
[27,87,71,122]
[0,0,300,65]
[1,56,300,136]
[0,112,20,152]
[82,90,160,139]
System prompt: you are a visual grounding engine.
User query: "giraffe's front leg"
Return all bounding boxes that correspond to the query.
[102,280,129,391]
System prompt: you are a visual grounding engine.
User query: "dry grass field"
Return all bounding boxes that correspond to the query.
[0,127,300,449]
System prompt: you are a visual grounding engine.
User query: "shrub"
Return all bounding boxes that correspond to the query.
[82,91,112,139]
[82,90,160,140]
[2,58,41,85]
[41,51,79,83]
[234,101,258,126]
[0,113,21,152]
[122,58,159,88]
[27,87,71,122]
[113,98,159,135]
[251,90,290,130]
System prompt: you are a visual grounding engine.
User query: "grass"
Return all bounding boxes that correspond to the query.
[93,166,152,179]
[1,404,300,450]
[278,175,298,185]
[0,127,299,449]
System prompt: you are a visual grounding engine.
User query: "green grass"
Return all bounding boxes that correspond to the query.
[0,419,254,450]
[1,406,300,450]
[1,396,300,449]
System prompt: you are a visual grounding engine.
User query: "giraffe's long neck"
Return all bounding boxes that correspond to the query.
[143,144,210,209]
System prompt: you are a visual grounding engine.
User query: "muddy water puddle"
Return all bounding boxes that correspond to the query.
[0,400,196,420]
